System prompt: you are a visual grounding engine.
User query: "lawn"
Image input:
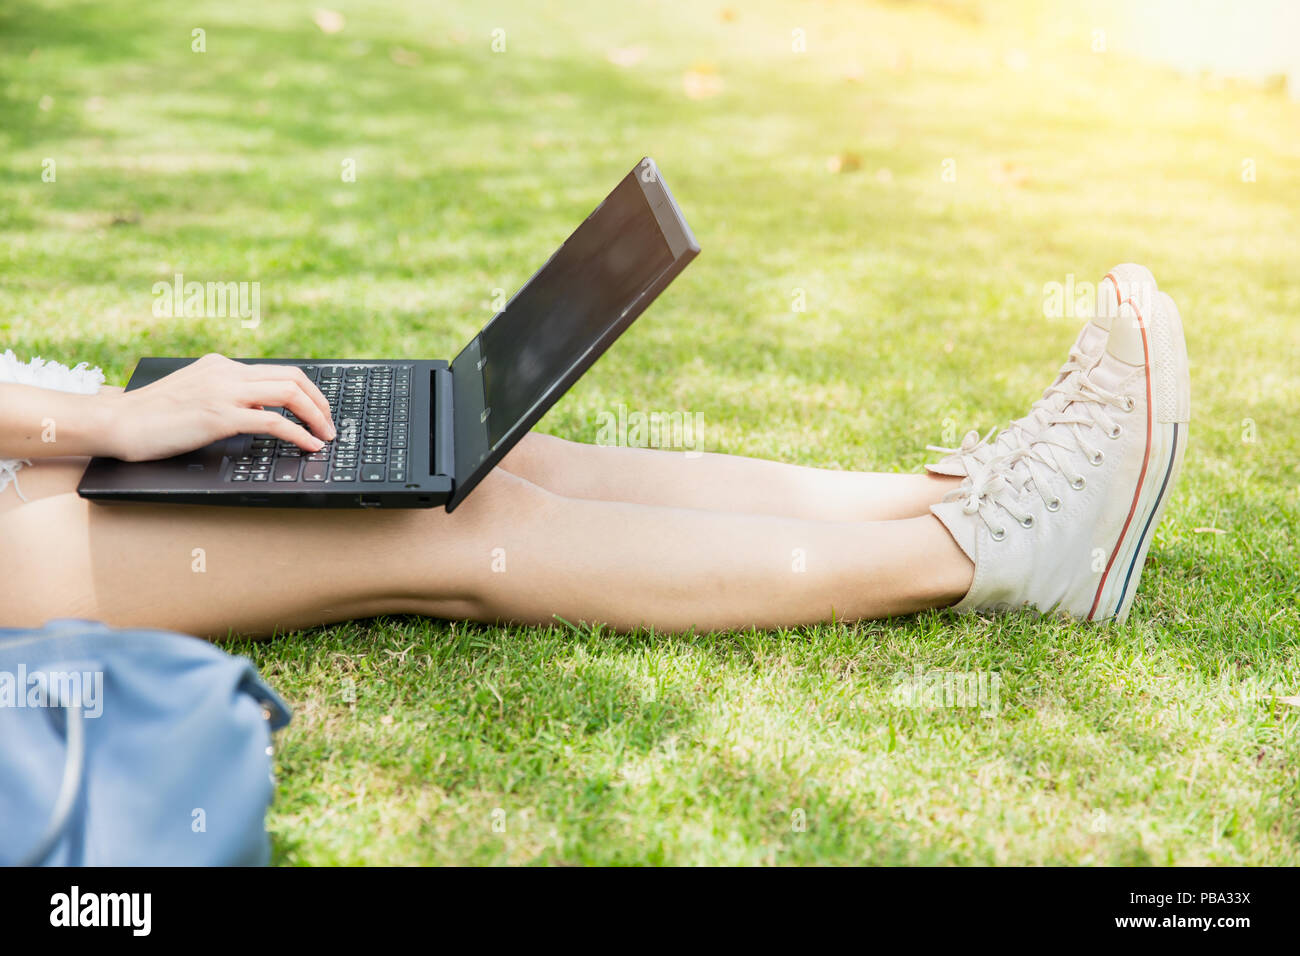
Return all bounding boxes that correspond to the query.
[2,0,1298,864]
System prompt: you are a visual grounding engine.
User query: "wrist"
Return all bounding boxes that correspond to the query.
[85,389,127,459]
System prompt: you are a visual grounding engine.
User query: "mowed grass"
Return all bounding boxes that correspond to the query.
[2,0,1298,864]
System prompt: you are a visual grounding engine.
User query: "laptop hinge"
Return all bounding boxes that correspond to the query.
[434,366,455,479]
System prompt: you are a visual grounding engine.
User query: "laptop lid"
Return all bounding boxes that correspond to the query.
[446,157,699,511]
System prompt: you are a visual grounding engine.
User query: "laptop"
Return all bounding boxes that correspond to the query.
[77,157,699,511]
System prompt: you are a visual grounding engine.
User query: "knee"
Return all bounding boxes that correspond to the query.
[496,431,572,482]
[446,465,555,529]
[436,467,557,615]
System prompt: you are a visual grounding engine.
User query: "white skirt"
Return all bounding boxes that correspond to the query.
[0,350,105,499]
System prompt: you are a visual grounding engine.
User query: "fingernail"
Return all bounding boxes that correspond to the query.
[328,423,337,440]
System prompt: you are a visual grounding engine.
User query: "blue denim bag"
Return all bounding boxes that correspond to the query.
[0,619,290,865]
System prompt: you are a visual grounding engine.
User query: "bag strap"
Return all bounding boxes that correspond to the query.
[16,697,86,867]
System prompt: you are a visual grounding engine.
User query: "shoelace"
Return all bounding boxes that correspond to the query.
[926,425,996,470]
[941,371,1134,538]
[927,346,1098,477]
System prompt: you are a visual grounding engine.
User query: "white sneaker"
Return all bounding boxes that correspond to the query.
[926,263,1155,477]
[931,278,1190,623]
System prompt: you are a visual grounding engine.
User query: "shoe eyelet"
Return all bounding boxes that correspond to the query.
[1070,476,1086,491]
[1123,396,1136,412]
[1019,515,1034,528]
[991,527,1007,541]
[1108,424,1122,439]
[1046,497,1061,512]
[1089,450,1104,466]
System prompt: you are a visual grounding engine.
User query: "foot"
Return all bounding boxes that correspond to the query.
[927,263,1156,477]
[930,275,1190,622]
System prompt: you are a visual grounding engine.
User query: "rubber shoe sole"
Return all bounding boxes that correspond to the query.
[1087,289,1190,622]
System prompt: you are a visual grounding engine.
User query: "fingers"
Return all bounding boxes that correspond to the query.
[238,381,337,442]
[240,363,334,426]
[185,355,337,450]
[233,409,326,452]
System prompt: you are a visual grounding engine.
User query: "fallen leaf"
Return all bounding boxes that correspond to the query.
[682,66,724,100]
[606,46,645,68]
[990,159,1032,186]
[389,46,420,67]
[826,152,862,174]
[313,9,345,34]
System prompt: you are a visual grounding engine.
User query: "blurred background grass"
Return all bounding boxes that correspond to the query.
[2,0,1297,864]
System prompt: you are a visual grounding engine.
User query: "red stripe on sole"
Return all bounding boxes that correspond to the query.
[1087,295,1154,621]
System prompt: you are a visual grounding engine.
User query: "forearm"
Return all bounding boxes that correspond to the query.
[0,383,120,459]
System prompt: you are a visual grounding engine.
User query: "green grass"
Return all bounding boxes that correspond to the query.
[3,0,1298,864]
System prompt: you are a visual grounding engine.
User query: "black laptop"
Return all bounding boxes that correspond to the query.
[77,157,698,511]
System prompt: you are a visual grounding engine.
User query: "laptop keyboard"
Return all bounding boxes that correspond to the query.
[228,364,413,484]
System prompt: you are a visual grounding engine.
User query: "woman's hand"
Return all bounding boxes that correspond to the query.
[99,353,336,462]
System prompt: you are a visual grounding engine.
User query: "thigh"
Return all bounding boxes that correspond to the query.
[0,472,538,637]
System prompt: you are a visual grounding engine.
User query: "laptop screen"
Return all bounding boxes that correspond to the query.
[447,158,699,510]
[477,175,675,448]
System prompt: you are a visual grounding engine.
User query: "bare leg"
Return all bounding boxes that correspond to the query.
[499,433,960,521]
[0,465,972,637]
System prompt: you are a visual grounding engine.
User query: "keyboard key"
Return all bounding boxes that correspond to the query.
[236,364,411,487]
